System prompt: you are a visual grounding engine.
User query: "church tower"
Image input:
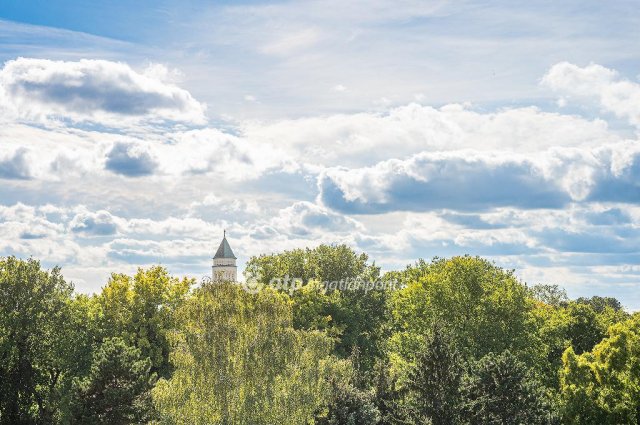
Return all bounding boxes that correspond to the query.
[212,231,237,282]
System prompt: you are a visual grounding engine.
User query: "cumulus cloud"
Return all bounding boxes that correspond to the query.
[0,100,620,184]
[0,58,206,124]
[536,227,640,254]
[155,128,291,180]
[543,62,640,127]
[319,152,568,213]
[0,203,64,240]
[105,142,158,177]
[242,103,615,167]
[319,142,640,213]
[254,201,363,238]
[0,148,31,180]
[69,210,118,235]
[107,238,209,265]
[0,122,288,182]
[0,203,84,264]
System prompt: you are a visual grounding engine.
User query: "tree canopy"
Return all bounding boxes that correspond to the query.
[0,251,634,424]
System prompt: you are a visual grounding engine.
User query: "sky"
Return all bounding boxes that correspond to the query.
[0,0,639,309]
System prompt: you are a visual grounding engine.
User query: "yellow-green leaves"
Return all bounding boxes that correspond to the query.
[152,282,346,425]
[389,256,539,380]
[560,315,640,424]
[93,266,192,377]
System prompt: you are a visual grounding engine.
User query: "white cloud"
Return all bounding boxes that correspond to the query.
[0,119,291,182]
[543,62,640,127]
[105,142,158,177]
[0,147,31,180]
[318,141,640,213]
[0,203,84,264]
[69,209,118,236]
[0,58,206,125]
[156,128,290,179]
[261,201,363,237]
[242,103,616,167]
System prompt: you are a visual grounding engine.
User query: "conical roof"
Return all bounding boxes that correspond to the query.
[214,233,236,259]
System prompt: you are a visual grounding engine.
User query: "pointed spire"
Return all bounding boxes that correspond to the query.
[214,231,236,259]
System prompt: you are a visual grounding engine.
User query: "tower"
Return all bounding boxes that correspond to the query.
[212,230,237,282]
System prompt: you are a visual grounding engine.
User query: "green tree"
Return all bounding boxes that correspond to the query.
[93,266,192,377]
[530,301,572,389]
[461,351,554,425]
[245,244,387,372]
[389,256,540,376]
[531,296,628,389]
[152,282,345,425]
[0,256,85,424]
[71,337,156,424]
[245,244,375,286]
[576,296,624,313]
[315,371,380,425]
[372,360,405,425]
[530,284,568,307]
[560,314,640,424]
[404,324,464,425]
[564,302,605,355]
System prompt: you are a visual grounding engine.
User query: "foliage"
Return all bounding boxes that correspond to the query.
[71,337,156,424]
[245,244,376,285]
[314,359,380,425]
[531,297,629,389]
[404,324,464,425]
[576,296,624,313]
[461,350,555,425]
[530,301,572,389]
[245,244,388,372]
[530,284,568,307]
[93,266,192,377]
[560,314,640,424]
[564,302,606,355]
[389,256,540,375]
[0,253,633,424]
[372,360,405,425]
[152,282,345,425]
[0,256,82,424]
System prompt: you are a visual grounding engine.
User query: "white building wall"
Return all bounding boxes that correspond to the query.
[212,258,237,282]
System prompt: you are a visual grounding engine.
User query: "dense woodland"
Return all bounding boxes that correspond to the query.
[0,246,638,424]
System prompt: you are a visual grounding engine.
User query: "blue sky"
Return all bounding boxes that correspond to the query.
[0,1,639,309]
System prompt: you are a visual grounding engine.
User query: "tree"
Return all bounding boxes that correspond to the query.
[461,351,555,425]
[389,256,540,375]
[0,256,83,424]
[560,314,640,424]
[245,244,388,372]
[71,337,156,424]
[315,371,380,425]
[152,282,346,424]
[245,244,376,286]
[576,296,624,313]
[372,360,405,425]
[530,301,572,389]
[531,297,628,390]
[404,324,464,425]
[530,284,568,307]
[565,302,605,355]
[93,266,192,378]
